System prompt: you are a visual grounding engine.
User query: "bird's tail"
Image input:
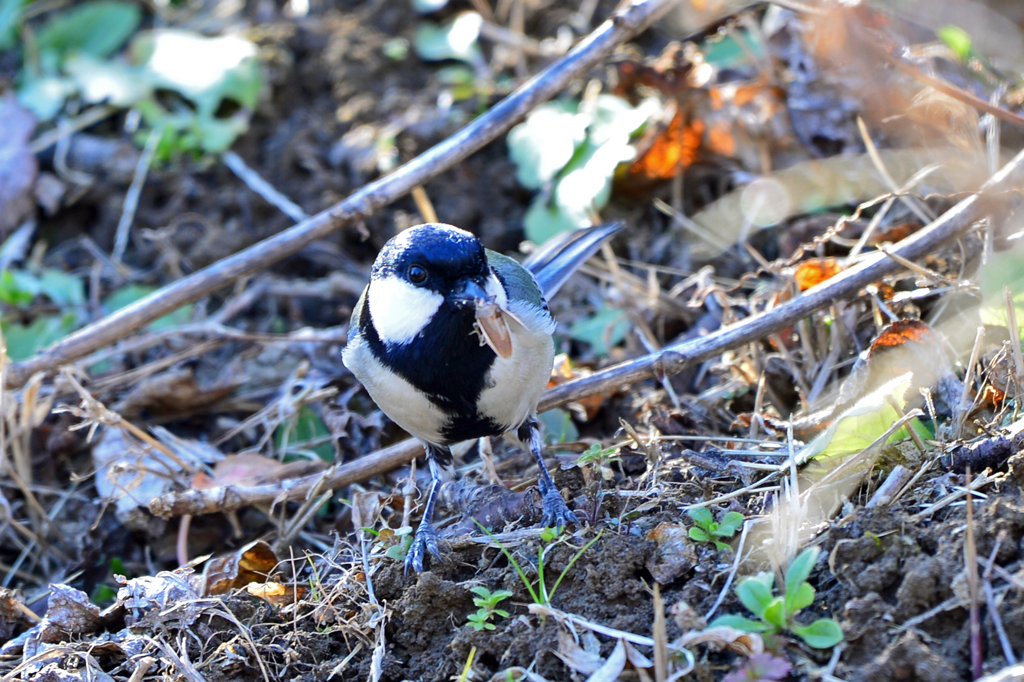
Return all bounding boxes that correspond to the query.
[524,221,625,300]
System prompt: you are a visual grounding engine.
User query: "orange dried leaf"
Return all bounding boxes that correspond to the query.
[201,539,280,595]
[245,581,305,606]
[793,258,844,291]
[628,112,703,182]
[211,453,285,487]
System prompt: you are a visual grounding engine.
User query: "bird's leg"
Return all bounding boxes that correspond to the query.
[517,417,578,530]
[406,445,452,574]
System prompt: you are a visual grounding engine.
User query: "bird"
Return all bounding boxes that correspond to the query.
[343,221,624,572]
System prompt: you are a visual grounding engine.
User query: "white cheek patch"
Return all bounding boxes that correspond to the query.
[368,275,444,345]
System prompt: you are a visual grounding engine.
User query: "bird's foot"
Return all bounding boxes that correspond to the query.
[405,521,443,574]
[540,488,578,531]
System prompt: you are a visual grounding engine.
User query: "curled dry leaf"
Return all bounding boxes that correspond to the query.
[677,625,765,657]
[38,584,102,642]
[93,428,178,532]
[351,489,383,531]
[117,569,200,631]
[791,257,844,291]
[0,588,27,640]
[200,539,280,596]
[245,582,306,606]
[645,522,698,584]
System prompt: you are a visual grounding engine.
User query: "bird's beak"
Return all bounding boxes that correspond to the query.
[451,278,489,307]
[452,277,517,359]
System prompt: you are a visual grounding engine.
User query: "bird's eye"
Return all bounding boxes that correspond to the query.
[408,265,428,284]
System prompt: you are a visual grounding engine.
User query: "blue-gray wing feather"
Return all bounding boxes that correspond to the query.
[523,221,625,300]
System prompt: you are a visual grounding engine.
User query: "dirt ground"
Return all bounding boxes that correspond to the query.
[3,0,1024,680]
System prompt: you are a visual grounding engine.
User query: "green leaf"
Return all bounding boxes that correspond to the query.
[0,0,23,50]
[785,547,819,603]
[796,373,913,463]
[687,506,714,528]
[103,284,193,330]
[585,94,657,146]
[36,1,140,63]
[762,597,786,630]
[708,614,774,633]
[937,25,972,61]
[0,270,34,305]
[412,0,448,12]
[979,238,1024,336]
[274,405,334,461]
[470,586,492,599]
[785,581,815,615]
[523,196,581,245]
[65,54,151,107]
[713,540,732,552]
[537,407,578,444]
[716,512,744,537]
[507,100,587,190]
[736,574,774,619]
[791,619,844,649]
[568,305,630,356]
[10,268,85,307]
[413,12,483,64]
[2,314,76,360]
[688,527,710,543]
[17,75,76,120]
[130,29,262,154]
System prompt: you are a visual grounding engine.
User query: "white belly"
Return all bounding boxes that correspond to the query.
[342,337,449,444]
[477,315,554,431]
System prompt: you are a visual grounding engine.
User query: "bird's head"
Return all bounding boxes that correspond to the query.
[367,223,505,346]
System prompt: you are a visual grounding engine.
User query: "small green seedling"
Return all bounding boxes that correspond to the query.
[466,586,513,631]
[364,526,414,562]
[577,443,619,468]
[475,522,602,606]
[710,546,843,649]
[687,507,744,552]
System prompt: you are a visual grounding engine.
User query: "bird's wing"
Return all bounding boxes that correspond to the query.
[486,250,547,310]
[522,221,625,300]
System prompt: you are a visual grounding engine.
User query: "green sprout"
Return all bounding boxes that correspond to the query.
[710,546,844,649]
[475,522,602,606]
[364,526,414,562]
[577,443,619,468]
[465,586,513,631]
[687,507,744,552]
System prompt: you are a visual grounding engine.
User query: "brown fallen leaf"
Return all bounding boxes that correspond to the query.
[645,523,698,584]
[201,539,280,596]
[245,581,306,606]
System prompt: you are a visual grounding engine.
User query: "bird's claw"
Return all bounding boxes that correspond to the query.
[540,489,578,531]
[404,522,443,574]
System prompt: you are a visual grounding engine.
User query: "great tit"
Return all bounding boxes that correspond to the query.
[343,221,623,572]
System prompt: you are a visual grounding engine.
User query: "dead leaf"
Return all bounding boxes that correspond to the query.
[792,257,844,291]
[245,581,306,606]
[117,569,200,631]
[113,366,239,420]
[201,539,280,595]
[352,490,383,530]
[677,625,764,656]
[645,523,698,584]
[39,585,101,641]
